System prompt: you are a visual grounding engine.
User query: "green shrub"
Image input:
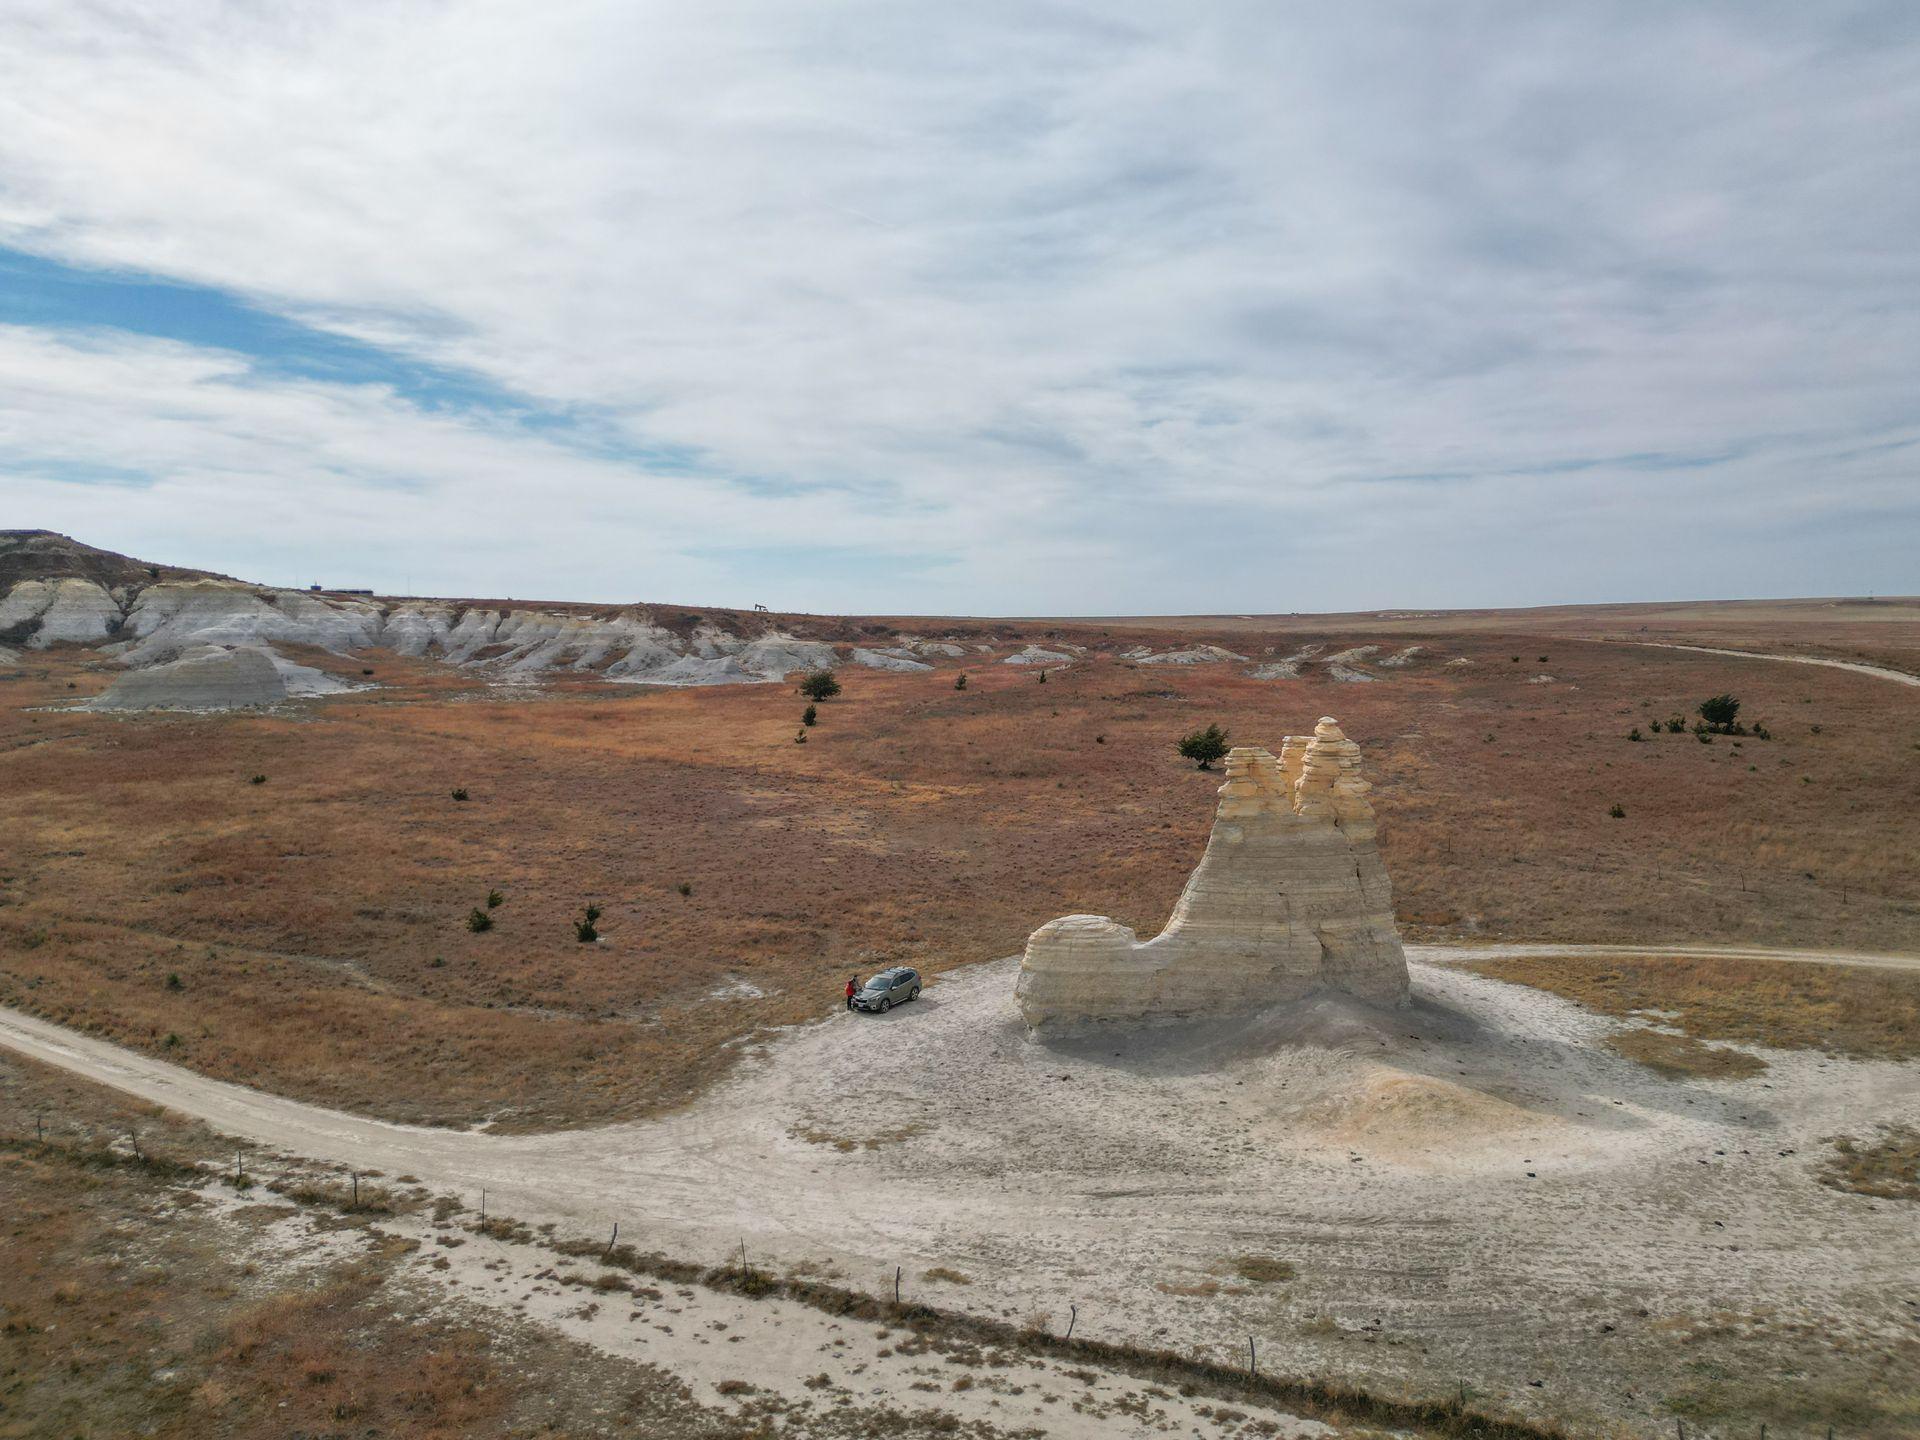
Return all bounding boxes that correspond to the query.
[798,671,840,701]
[802,704,817,727]
[953,674,967,690]
[1609,803,1626,818]
[678,882,692,897]
[574,904,602,944]
[451,787,470,801]
[1698,693,1741,731]
[486,889,504,909]
[1627,728,1643,742]
[1177,723,1230,770]
[165,972,184,990]
[466,908,493,933]
[249,774,266,785]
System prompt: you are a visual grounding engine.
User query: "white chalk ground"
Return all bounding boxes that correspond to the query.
[187,1182,1336,1438]
[5,945,1919,1432]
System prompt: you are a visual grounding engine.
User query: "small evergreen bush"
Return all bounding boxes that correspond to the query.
[1177,723,1230,770]
[574,904,603,943]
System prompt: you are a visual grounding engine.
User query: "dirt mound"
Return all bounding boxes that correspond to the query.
[90,645,288,711]
[1304,1068,1556,1159]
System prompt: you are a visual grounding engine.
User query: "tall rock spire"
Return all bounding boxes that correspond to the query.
[1016,718,1409,1030]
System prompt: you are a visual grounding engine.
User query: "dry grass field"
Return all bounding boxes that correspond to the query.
[1462,952,1920,1062]
[0,1054,761,1440]
[2,607,1916,1130]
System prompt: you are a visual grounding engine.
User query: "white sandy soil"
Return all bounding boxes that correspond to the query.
[4,945,1918,1431]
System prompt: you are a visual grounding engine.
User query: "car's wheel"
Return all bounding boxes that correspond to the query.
[879,997,892,1012]
[909,987,921,1001]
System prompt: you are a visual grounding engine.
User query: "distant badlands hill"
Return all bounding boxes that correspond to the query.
[1,529,1913,710]
[0,530,1046,709]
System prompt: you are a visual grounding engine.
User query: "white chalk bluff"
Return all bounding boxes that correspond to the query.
[1016,718,1409,1030]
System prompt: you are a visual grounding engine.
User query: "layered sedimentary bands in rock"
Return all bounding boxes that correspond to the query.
[1016,718,1410,1030]
[0,531,1445,707]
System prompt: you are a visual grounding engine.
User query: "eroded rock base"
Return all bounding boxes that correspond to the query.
[1017,718,1409,1030]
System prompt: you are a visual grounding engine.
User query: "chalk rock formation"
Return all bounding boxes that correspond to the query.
[1016,718,1408,1029]
[1137,644,1249,666]
[852,646,934,672]
[0,576,124,646]
[1004,645,1073,666]
[90,645,289,711]
[1322,646,1380,682]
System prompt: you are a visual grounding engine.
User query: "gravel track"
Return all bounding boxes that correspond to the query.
[4,943,1917,1431]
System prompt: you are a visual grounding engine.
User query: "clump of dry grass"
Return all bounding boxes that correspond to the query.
[921,1265,971,1285]
[1155,1278,1222,1297]
[1233,1255,1297,1284]
[1605,1028,1767,1079]
[788,1120,927,1152]
[1464,954,1920,1061]
[1822,1125,1920,1201]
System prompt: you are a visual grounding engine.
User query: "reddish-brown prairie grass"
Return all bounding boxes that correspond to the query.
[1,609,1915,1127]
[0,1049,738,1440]
[1463,954,1920,1061]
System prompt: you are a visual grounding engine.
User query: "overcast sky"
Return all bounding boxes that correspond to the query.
[1,3,1916,613]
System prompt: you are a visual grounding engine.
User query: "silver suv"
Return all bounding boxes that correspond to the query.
[853,966,921,1012]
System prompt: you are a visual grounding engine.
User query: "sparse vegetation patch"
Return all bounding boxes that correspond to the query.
[1465,954,1920,1062]
[1821,1125,1920,1201]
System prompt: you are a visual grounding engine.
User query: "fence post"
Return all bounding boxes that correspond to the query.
[603,1221,619,1261]
[894,1266,902,1304]
[1247,1335,1257,1377]
[1066,1304,1077,1340]
[350,1172,359,1208]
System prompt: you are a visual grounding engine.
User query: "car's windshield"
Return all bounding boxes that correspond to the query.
[862,974,894,990]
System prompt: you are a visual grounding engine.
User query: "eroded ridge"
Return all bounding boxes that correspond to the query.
[1016,717,1409,1029]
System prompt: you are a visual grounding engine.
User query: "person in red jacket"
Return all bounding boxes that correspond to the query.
[845,976,858,1010]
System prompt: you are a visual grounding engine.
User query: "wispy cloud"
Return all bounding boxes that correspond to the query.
[0,2,1915,609]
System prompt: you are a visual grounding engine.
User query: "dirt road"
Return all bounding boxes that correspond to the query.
[1629,640,1920,687]
[4,943,1918,1432]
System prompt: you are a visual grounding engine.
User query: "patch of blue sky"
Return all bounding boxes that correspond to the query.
[0,244,759,485]
[5,457,154,488]
[0,245,521,417]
